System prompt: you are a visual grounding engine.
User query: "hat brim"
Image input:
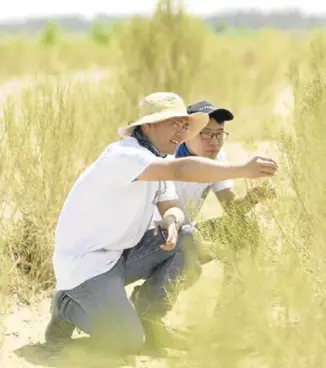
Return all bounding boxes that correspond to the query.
[209,108,234,122]
[118,110,209,141]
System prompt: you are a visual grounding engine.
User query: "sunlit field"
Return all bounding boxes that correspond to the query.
[1,1,326,367]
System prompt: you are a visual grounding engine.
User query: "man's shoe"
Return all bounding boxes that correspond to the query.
[131,286,192,351]
[141,319,191,352]
[45,291,75,345]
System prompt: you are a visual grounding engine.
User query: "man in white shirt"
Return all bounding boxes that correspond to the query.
[45,92,278,355]
[174,100,276,262]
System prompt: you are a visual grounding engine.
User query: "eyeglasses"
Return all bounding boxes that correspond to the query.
[170,120,191,132]
[200,131,229,141]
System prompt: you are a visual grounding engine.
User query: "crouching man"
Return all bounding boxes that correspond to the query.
[45,93,278,356]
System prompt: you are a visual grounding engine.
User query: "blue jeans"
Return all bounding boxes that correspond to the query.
[54,225,200,354]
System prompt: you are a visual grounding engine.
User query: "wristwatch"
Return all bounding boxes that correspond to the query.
[167,214,181,230]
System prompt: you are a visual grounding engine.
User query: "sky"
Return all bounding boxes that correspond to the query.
[0,0,325,22]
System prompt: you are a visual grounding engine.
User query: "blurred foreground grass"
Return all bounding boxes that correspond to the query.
[1,1,326,367]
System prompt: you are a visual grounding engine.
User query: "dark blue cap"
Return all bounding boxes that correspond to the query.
[187,100,234,122]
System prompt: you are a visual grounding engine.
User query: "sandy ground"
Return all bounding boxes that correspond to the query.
[1,262,224,368]
[0,73,293,368]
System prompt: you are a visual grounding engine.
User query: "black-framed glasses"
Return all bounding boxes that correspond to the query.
[200,131,229,141]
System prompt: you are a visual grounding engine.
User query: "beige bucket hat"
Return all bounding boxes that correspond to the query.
[117,92,209,141]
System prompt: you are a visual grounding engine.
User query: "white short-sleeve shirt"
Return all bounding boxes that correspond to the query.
[53,137,178,291]
[151,150,232,226]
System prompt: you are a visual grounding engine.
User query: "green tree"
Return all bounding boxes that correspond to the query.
[40,20,61,46]
[90,22,110,45]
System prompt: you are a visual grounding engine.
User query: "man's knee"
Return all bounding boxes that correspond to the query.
[176,224,198,251]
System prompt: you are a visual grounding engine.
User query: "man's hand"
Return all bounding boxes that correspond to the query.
[243,156,278,179]
[156,202,185,252]
[161,221,178,251]
[154,216,179,251]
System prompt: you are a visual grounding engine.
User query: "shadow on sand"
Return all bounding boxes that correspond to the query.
[13,336,173,368]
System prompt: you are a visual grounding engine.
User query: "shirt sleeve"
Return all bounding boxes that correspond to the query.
[211,150,233,193]
[156,181,179,203]
[156,155,179,202]
[94,144,158,186]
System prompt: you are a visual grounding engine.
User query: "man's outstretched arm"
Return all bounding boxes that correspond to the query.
[136,155,278,183]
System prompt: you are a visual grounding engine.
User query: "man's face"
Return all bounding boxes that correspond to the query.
[145,117,190,155]
[186,118,228,159]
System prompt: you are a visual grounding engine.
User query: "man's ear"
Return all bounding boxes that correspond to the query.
[141,124,151,134]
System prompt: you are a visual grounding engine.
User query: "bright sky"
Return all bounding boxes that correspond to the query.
[0,0,325,22]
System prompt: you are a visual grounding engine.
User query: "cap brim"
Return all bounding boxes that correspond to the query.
[209,108,234,122]
[118,111,209,141]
